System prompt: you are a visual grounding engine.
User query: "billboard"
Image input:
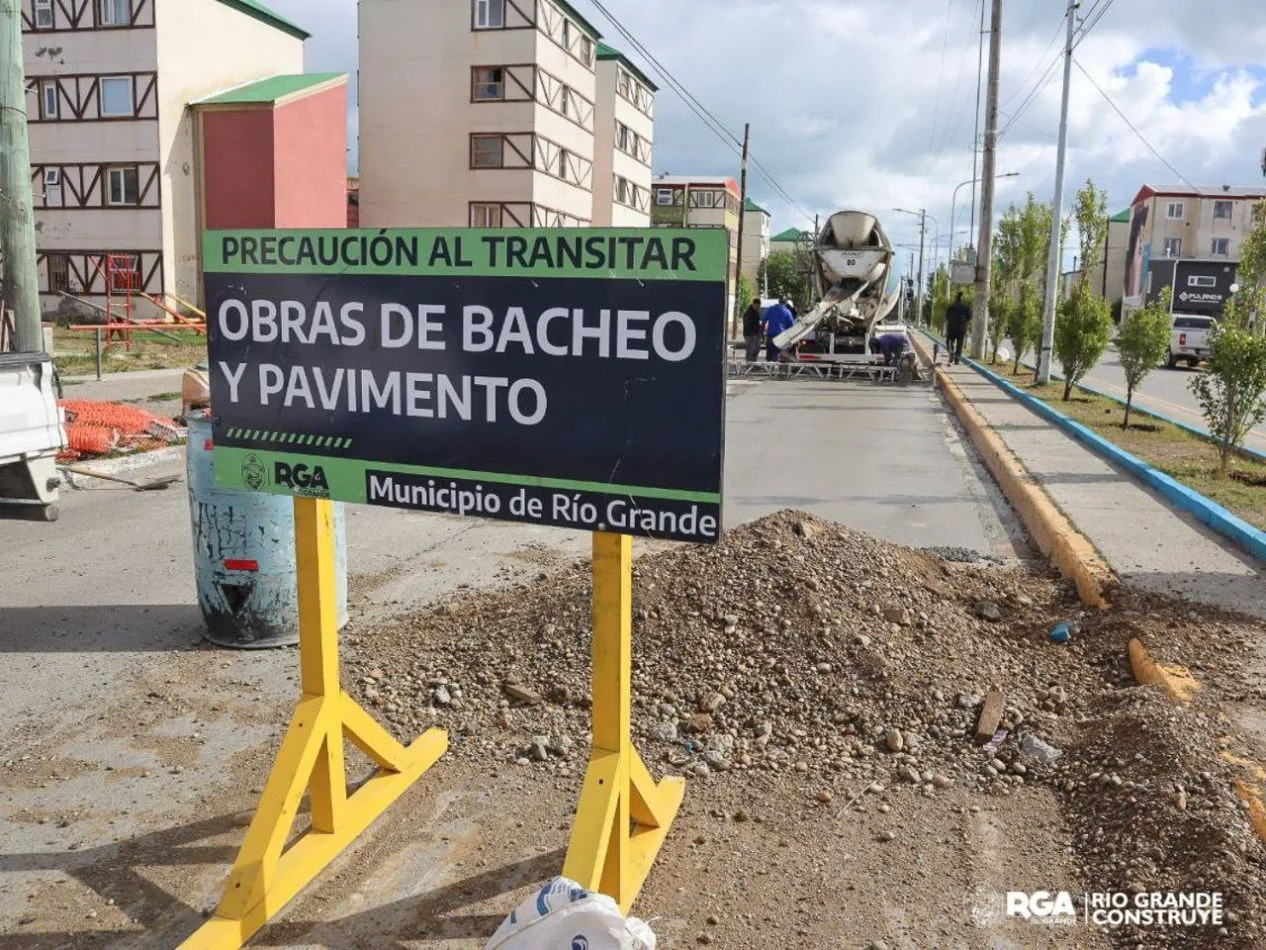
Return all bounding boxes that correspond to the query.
[204,229,729,544]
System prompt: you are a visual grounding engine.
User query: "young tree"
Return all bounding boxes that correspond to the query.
[987,267,1009,363]
[1227,199,1266,332]
[1054,284,1113,400]
[760,250,813,313]
[1116,288,1172,428]
[1189,325,1266,473]
[1007,282,1043,374]
[1073,179,1110,281]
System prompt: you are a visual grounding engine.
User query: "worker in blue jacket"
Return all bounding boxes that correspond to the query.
[762,298,796,361]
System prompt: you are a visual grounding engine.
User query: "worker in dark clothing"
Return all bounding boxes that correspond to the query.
[742,298,763,362]
[944,292,972,364]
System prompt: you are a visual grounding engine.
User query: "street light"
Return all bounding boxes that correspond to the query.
[950,172,1019,262]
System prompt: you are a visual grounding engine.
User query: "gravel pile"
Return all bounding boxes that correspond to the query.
[343,510,1266,946]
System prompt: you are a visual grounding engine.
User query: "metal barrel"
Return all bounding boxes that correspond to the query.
[185,411,348,648]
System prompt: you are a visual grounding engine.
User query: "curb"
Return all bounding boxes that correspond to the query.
[961,354,1266,566]
[908,334,1113,608]
[1126,637,1201,705]
[63,445,185,480]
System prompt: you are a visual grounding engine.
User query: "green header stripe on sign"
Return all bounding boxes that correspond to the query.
[214,446,720,504]
[202,228,730,282]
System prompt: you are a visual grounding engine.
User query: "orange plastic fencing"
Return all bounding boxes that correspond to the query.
[58,400,184,462]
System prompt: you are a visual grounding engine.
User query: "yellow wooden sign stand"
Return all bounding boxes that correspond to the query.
[179,498,447,949]
[562,532,685,912]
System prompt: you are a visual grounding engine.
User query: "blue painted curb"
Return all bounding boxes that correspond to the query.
[917,329,1266,463]
[935,339,1266,566]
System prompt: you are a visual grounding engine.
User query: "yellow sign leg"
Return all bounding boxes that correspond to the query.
[563,532,684,913]
[179,497,447,949]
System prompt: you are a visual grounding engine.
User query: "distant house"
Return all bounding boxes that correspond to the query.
[740,197,770,283]
[769,226,812,256]
[651,174,741,316]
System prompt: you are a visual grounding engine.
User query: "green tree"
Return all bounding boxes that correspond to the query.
[1227,199,1266,332]
[1189,325,1266,473]
[1073,179,1110,281]
[1054,284,1113,400]
[760,250,813,312]
[987,265,1008,363]
[1116,288,1172,429]
[1007,282,1042,374]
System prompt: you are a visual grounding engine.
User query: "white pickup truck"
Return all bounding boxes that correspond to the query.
[1166,314,1216,369]
[0,351,65,521]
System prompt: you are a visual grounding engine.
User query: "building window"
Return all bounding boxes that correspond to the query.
[99,0,130,26]
[473,0,504,29]
[470,203,502,227]
[99,76,134,117]
[472,67,504,101]
[1211,238,1230,257]
[560,86,572,118]
[470,134,504,168]
[580,36,593,66]
[1188,275,1217,288]
[41,82,58,119]
[107,165,139,205]
[1213,200,1233,219]
[616,121,629,151]
[1165,201,1184,220]
[655,187,673,206]
[43,168,62,206]
[557,148,569,179]
[1162,237,1182,258]
[47,254,69,293]
[561,19,571,49]
[617,68,631,99]
[34,0,54,28]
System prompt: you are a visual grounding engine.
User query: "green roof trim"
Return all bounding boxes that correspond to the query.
[771,227,809,242]
[744,197,769,216]
[214,0,310,40]
[1110,208,1132,222]
[552,0,602,40]
[194,73,344,106]
[596,41,659,92]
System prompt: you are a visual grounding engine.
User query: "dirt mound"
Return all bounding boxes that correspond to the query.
[344,510,1266,947]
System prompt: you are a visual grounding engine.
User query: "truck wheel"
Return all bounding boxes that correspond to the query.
[1187,358,1199,368]
[1165,350,1178,369]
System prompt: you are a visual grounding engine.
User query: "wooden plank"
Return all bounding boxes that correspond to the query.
[974,690,1006,744]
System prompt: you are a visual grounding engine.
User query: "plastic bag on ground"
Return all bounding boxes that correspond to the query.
[486,877,656,950]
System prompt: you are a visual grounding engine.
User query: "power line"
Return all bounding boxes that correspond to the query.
[1000,15,1066,112]
[1072,57,1197,189]
[998,48,1063,139]
[928,0,956,154]
[1074,0,1118,47]
[587,0,816,224]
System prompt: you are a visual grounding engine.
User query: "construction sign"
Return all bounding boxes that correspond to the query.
[203,228,729,544]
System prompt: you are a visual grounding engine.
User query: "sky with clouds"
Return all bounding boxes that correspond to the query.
[267,0,1266,272]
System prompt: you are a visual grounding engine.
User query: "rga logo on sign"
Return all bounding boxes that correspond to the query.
[275,461,329,497]
[204,228,728,544]
[1003,891,1224,928]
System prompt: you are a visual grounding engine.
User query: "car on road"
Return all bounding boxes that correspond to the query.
[1166,314,1217,369]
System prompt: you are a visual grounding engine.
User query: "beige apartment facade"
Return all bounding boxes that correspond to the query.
[1124,183,1266,306]
[361,0,654,230]
[650,174,740,315]
[20,0,306,314]
[740,197,770,282]
[592,42,655,226]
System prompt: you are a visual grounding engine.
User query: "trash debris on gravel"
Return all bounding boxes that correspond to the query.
[345,510,1266,949]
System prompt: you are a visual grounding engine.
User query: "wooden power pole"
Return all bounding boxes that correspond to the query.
[1,1,43,353]
[971,0,1003,358]
[731,122,750,338]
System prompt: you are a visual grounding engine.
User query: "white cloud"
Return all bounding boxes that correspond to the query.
[266,0,1266,270]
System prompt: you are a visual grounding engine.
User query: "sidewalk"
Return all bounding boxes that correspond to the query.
[941,362,1265,620]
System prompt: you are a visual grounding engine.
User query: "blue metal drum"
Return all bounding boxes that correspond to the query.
[185,411,348,648]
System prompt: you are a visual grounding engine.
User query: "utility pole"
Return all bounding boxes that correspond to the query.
[731,122,750,339]
[1036,0,1077,383]
[970,0,986,244]
[1,1,43,353]
[916,209,927,327]
[971,0,1003,358]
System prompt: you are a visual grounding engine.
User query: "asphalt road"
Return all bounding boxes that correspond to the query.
[1083,348,1266,456]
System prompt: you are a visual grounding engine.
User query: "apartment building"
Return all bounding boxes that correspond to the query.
[591,42,655,226]
[20,0,308,315]
[740,197,770,282]
[359,0,654,231]
[651,174,740,311]
[1124,183,1266,312]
